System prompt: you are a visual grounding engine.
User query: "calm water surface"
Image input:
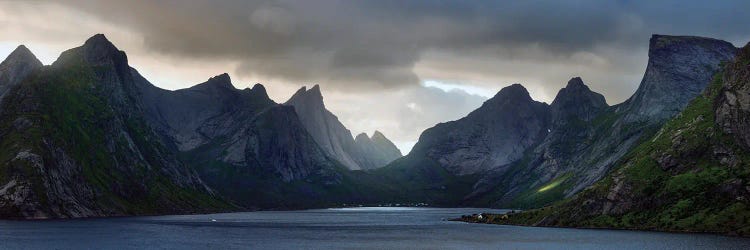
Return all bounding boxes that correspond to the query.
[1,207,749,249]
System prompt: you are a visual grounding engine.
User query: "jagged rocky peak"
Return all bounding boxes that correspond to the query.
[193,73,235,90]
[2,45,42,68]
[494,83,531,101]
[353,131,403,169]
[370,130,403,157]
[469,83,539,115]
[621,34,737,123]
[550,77,608,124]
[251,83,266,93]
[285,84,364,170]
[51,34,131,82]
[0,45,44,101]
[371,130,389,142]
[81,34,128,65]
[246,83,271,100]
[354,132,370,142]
[288,84,325,108]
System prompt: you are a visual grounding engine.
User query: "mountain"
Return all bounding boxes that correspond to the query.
[0,35,230,218]
[408,84,551,176]
[0,35,403,216]
[465,35,736,208]
[354,131,403,170]
[620,35,739,123]
[285,85,401,170]
[381,34,737,209]
[0,33,739,218]
[371,84,550,205]
[285,85,364,170]
[0,45,42,103]
[133,70,359,208]
[492,42,750,236]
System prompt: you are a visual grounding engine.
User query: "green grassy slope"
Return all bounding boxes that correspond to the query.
[482,70,750,235]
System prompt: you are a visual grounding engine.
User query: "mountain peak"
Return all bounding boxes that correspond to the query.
[565,77,585,88]
[491,83,532,102]
[1,45,44,102]
[187,73,236,92]
[551,77,607,123]
[310,84,321,92]
[82,34,121,56]
[648,34,736,59]
[286,84,324,107]
[248,83,271,101]
[251,83,266,93]
[307,84,323,98]
[53,33,129,68]
[372,130,386,139]
[84,34,113,47]
[355,132,370,142]
[621,34,736,123]
[212,73,231,82]
[205,73,234,89]
[1,45,42,69]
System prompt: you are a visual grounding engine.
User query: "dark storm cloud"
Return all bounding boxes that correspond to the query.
[47,0,750,91]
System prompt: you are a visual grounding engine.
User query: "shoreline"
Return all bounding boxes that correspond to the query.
[452,212,750,238]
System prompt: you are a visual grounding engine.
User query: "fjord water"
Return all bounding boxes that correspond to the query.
[1,208,748,249]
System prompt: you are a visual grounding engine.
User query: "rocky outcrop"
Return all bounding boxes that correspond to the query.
[354,131,403,170]
[0,45,42,103]
[715,42,750,149]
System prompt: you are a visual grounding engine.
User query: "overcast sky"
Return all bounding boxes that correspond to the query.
[1,1,749,153]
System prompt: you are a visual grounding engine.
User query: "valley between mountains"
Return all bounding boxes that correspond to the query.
[1,33,749,235]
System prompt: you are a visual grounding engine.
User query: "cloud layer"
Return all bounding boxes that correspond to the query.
[2,0,750,153]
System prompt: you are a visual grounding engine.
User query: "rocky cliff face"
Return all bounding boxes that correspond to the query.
[135,72,274,152]
[0,35,229,219]
[285,85,400,170]
[387,35,737,209]
[0,45,42,103]
[715,43,750,149]
[463,77,609,207]
[354,131,403,170]
[133,63,346,183]
[497,42,750,236]
[562,35,737,195]
[408,84,551,176]
[549,77,608,125]
[285,85,364,170]
[621,35,737,123]
[0,34,406,215]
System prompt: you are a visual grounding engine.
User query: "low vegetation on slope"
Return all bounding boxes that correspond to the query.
[462,53,750,235]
